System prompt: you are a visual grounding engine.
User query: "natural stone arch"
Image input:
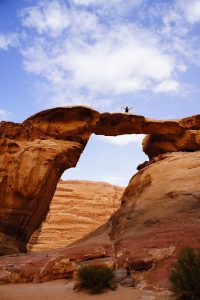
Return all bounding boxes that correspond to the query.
[0,106,200,255]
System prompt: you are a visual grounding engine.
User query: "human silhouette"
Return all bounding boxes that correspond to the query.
[121,106,133,113]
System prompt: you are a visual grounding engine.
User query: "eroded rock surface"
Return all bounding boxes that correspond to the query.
[94,113,183,135]
[0,242,114,283]
[95,113,200,158]
[143,130,200,159]
[28,180,123,252]
[0,107,99,255]
[1,106,200,255]
[1,151,200,289]
[72,151,200,288]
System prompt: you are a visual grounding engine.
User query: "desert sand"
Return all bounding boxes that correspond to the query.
[0,280,173,300]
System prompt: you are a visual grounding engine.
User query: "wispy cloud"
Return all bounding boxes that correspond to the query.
[0,33,18,50]
[100,175,126,186]
[70,0,142,18]
[21,1,71,37]
[177,0,200,24]
[96,134,145,146]
[0,0,193,110]
[18,0,190,109]
[0,109,12,121]
[154,79,180,93]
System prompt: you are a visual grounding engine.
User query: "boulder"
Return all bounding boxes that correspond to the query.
[112,268,128,283]
[0,241,114,283]
[120,277,136,287]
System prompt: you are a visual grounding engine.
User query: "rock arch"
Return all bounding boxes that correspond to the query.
[0,106,200,255]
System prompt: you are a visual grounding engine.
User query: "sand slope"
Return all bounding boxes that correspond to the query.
[0,280,173,300]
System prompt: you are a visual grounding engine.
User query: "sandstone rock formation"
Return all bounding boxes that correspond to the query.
[94,113,200,159]
[0,107,99,255]
[28,180,124,252]
[0,241,114,284]
[94,113,183,135]
[1,106,200,255]
[143,130,200,159]
[1,151,200,289]
[70,151,200,288]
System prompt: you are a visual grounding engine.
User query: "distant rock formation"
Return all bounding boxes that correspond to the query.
[1,105,200,255]
[28,180,124,252]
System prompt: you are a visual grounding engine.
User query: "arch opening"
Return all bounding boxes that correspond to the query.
[28,133,147,252]
[64,133,147,186]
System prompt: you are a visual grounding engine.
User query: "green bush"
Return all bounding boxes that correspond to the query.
[74,265,114,294]
[170,247,200,300]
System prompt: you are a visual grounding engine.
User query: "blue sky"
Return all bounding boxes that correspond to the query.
[1,0,200,186]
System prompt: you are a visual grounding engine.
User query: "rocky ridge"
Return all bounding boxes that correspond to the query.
[28,180,124,252]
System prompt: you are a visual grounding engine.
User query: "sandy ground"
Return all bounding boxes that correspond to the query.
[0,280,174,300]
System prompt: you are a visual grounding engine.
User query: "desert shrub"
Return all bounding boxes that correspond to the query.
[170,247,200,300]
[74,265,114,294]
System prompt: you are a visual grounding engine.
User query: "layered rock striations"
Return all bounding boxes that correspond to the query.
[28,180,124,252]
[1,106,200,255]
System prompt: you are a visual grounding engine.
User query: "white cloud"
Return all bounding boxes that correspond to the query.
[96,134,145,146]
[64,26,176,95]
[72,0,99,4]
[0,33,18,50]
[21,7,181,107]
[0,109,12,121]
[178,0,200,24]
[21,1,70,37]
[160,0,200,67]
[71,0,142,11]
[154,79,180,93]
[163,1,200,35]
[19,0,200,108]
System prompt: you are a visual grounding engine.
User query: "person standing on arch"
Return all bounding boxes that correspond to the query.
[121,106,133,113]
